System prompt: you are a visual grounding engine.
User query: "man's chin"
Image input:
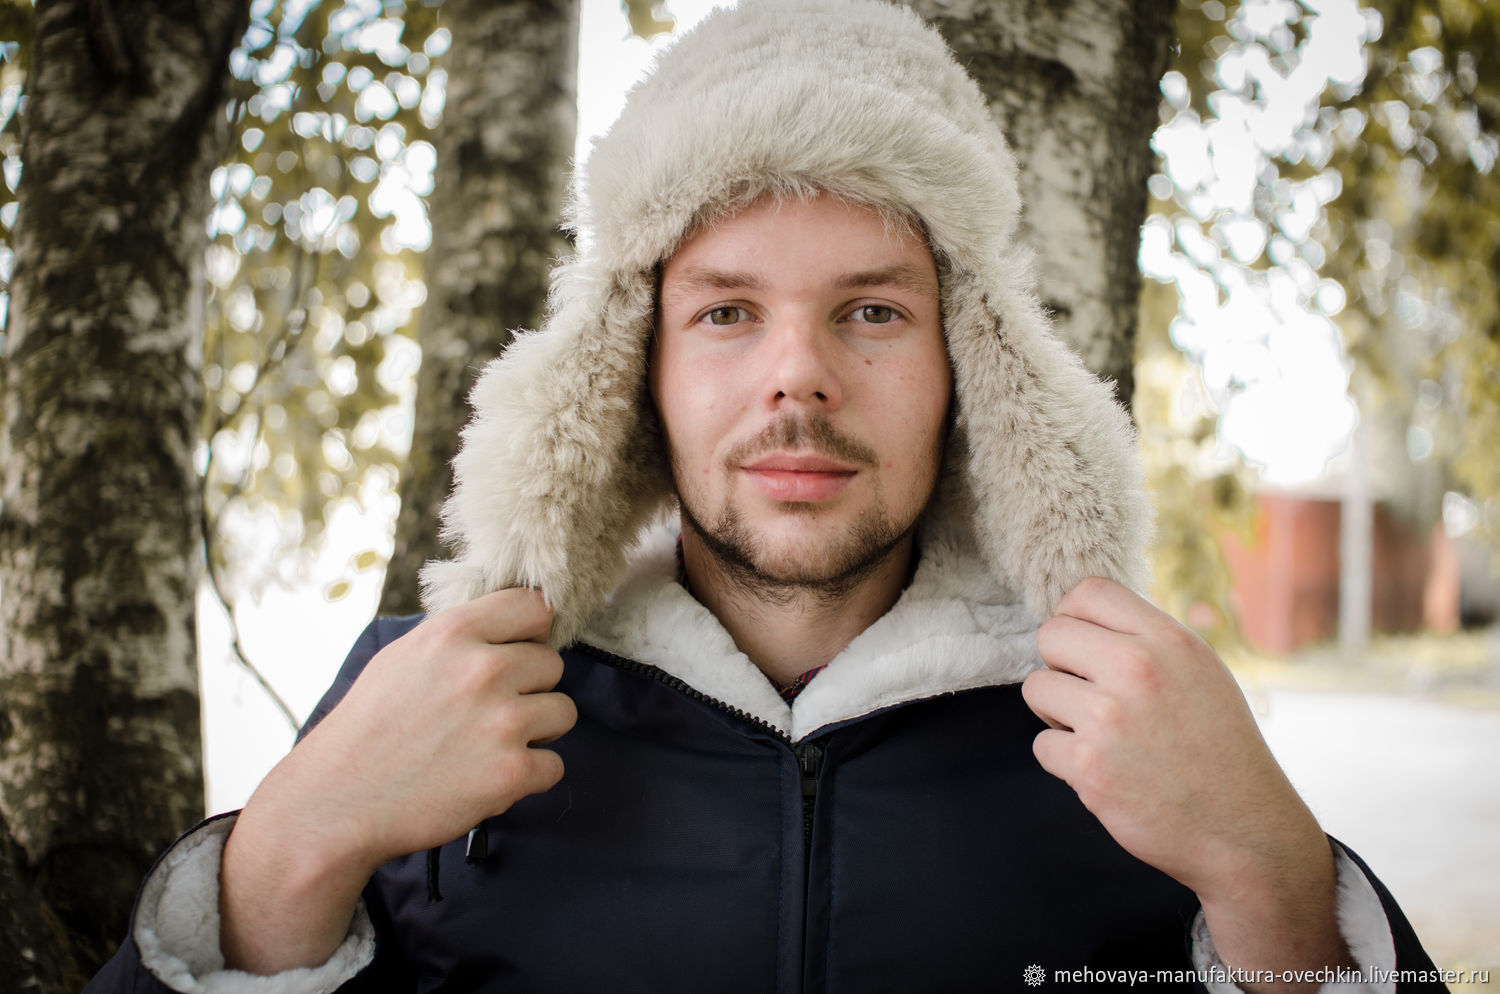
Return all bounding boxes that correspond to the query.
[680,498,915,599]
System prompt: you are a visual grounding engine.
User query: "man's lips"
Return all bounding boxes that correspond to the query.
[742,453,857,473]
[741,453,857,502]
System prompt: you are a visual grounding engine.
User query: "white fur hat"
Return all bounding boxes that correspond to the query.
[420,0,1150,645]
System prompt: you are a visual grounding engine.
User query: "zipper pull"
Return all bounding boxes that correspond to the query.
[465,823,489,863]
[798,742,823,798]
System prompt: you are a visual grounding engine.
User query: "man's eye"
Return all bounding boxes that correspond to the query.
[853,305,897,324]
[705,306,745,325]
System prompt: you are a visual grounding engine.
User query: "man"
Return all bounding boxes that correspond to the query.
[90,1,1442,991]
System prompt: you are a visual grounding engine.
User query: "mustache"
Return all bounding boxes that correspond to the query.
[723,414,879,470]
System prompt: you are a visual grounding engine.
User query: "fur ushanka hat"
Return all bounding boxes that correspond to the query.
[420,0,1150,646]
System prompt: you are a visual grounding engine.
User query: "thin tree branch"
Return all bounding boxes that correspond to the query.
[199,442,300,733]
[206,236,311,440]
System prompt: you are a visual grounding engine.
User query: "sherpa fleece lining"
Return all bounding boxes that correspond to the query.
[132,819,1394,993]
[1192,841,1396,994]
[580,522,1045,742]
[134,813,374,994]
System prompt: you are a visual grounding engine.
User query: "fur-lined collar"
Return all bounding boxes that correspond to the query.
[579,524,1043,742]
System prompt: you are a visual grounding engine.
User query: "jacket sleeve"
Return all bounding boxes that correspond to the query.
[1188,838,1449,993]
[83,814,376,994]
[82,615,424,994]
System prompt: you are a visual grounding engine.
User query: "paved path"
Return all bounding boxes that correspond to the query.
[1248,685,1500,981]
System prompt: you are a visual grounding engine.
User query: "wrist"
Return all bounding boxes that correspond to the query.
[1196,835,1351,990]
[1187,787,1329,906]
[220,793,378,973]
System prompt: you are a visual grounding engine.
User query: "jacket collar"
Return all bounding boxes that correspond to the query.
[579,523,1043,742]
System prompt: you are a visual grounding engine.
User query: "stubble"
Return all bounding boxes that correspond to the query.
[673,414,921,605]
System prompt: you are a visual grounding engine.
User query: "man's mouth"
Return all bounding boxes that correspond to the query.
[741,452,857,502]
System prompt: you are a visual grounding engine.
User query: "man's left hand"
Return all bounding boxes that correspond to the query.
[1021,577,1350,991]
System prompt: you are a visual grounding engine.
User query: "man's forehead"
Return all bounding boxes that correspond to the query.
[661,262,939,301]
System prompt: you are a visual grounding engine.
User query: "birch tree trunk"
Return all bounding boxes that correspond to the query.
[379,0,579,615]
[909,0,1176,408]
[0,0,245,981]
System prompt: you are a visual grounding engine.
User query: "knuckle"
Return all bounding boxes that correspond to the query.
[429,607,475,643]
[534,749,565,788]
[502,586,554,622]
[1031,729,1052,763]
[1160,622,1205,658]
[1115,642,1157,683]
[484,697,525,739]
[1092,695,1127,734]
[493,585,530,611]
[1020,668,1050,705]
[1072,737,1104,778]
[555,693,579,730]
[491,748,529,788]
[454,650,500,697]
[534,647,566,686]
[1070,575,1108,604]
[1035,617,1061,655]
[508,644,563,690]
[529,693,578,745]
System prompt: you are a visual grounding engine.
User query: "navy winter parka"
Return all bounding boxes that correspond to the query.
[88,612,1446,993]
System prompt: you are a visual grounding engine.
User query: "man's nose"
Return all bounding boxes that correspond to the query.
[763,314,843,411]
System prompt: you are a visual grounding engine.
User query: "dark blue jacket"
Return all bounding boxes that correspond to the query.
[88,614,1446,992]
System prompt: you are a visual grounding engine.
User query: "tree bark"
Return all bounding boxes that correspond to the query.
[379,0,580,615]
[0,0,245,981]
[909,0,1177,408]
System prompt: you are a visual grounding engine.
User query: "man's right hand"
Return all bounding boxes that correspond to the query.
[220,588,577,974]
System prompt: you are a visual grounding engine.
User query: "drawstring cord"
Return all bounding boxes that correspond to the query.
[425,846,442,903]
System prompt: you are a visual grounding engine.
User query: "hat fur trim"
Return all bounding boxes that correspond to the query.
[420,0,1150,647]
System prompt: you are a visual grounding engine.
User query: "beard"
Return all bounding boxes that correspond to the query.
[671,414,926,604]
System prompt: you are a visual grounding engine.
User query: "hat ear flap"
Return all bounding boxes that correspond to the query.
[942,256,1152,621]
[420,263,675,646]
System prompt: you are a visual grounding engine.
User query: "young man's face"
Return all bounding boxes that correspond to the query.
[651,194,952,594]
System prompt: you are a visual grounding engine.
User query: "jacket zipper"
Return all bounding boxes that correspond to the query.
[434,643,826,905]
[574,642,823,865]
[573,642,795,743]
[570,644,833,986]
[795,740,823,876]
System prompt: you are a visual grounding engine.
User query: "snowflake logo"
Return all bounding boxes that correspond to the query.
[1023,963,1046,987]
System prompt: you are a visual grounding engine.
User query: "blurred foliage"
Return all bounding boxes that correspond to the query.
[1,0,1485,634]
[622,0,674,39]
[2,0,662,610]
[200,0,450,601]
[0,1,646,719]
[2,0,448,602]
[1317,0,1500,552]
[1137,275,1254,645]
[1139,0,1500,633]
[1138,0,1307,641]
[0,2,27,279]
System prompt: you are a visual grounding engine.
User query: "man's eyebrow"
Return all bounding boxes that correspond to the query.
[833,263,939,296]
[660,267,765,298]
